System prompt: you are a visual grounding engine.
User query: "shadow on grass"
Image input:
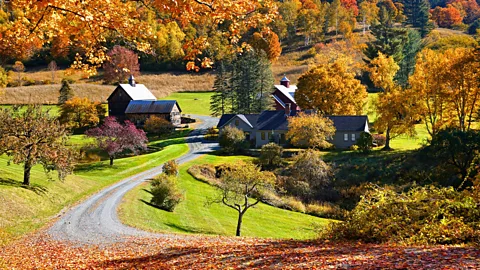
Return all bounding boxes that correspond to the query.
[0,178,48,195]
[74,162,111,174]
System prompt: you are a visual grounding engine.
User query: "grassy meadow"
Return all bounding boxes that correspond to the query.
[160,92,214,116]
[0,134,189,244]
[119,154,331,240]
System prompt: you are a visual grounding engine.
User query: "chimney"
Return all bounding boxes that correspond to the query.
[280,75,290,88]
[128,74,136,87]
[285,103,291,117]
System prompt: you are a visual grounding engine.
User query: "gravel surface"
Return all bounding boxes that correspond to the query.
[47,115,219,245]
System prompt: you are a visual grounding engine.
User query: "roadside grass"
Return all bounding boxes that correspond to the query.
[118,154,332,240]
[0,135,189,244]
[159,92,214,116]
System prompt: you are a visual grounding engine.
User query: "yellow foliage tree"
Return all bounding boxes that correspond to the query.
[369,53,417,150]
[296,59,367,115]
[286,112,336,149]
[58,98,106,130]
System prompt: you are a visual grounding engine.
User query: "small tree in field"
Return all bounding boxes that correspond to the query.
[211,161,276,236]
[12,61,25,86]
[150,174,183,212]
[218,126,246,154]
[286,112,336,149]
[58,79,74,104]
[0,106,76,186]
[103,45,140,84]
[163,160,179,176]
[86,117,148,166]
[259,143,283,169]
[144,115,174,135]
[289,149,331,190]
[59,97,106,130]
[47,60,58,82]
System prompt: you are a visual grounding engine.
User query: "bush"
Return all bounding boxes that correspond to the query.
[259,143,283,169]
[150,174,183,212]
[322,185,480,244]
[289,149,332,189]
[144,115,174,135]
[306,202,346,220]
[205,127,218,140]
[372,134,386,147]
[162,159,178,176]
[349,145,359,151]
[356,132,373,153]
[0,67,7,88]
[468,19,480,35]
[282,196,306,213]
[218,126,247,154]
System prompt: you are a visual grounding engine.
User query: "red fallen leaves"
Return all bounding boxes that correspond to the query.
[1,234,479,269]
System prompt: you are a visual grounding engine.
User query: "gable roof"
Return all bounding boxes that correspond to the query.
[107,84,157,101]
[273,84,297,105]
[257,111,289,131]
[217,114,259,129]
[327,116,369,132]
[125,100,181,114]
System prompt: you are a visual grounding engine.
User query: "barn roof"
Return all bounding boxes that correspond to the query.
[125,100,181,114]
[273,84,297,105]
[107,84,157,101]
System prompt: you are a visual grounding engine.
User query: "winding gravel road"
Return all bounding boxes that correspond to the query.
[48,115,219,245]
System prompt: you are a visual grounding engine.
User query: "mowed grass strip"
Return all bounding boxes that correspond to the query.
[118,154,331,240]
[159,92,214,116]
[0,136,189,244]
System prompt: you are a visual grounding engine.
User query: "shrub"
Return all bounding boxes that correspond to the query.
[356,132,373,153]
[205,127,218,140]
[259,143,283,169]
[218,126,247,154]
[0,67,7,88]
[282,196,306,213]
[306,202,346,220]
[321,185,480,244]
[468,19,480,34]
[162,159,179,176]
[150,174,183,211]
[289,149,332,189]
[144,115,174,135]
[349,145,359,151]
[372,134,386,147]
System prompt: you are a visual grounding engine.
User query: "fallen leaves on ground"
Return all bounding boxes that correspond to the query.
[1,234,479,269]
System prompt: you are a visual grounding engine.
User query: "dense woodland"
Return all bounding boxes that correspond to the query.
[0,0,480,251]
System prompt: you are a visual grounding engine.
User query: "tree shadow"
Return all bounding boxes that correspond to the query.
[74,162,111,174]
[0,178,48,195]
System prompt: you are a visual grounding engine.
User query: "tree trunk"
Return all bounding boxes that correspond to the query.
[383,128,392,151]
[23,163,31,186]
[236,212,244,236]
[110,156,114,166]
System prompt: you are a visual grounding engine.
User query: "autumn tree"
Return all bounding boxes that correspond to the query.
[274,0,301,40]
[58,79,74,104]
[359,0,379,35]
[144,115,174,135]
[0,66,7,88]
[289,149,332,190]
[369,53,418,150]
[211,161,275,236]
[296,59,367,115]
[86,117,148,166]
[12,61,24,86]
[431,5,463,28]
[298,0,328,45]
[47,60,57,83]
[103,46,140,84]
[0,0,278,73]
[248,32,282,61]
[218,126,246,154]
[58,97,106,130]
[0,106,76,186]
[286,112,336,149]
[259,143,284,169]
[409,49,452,137]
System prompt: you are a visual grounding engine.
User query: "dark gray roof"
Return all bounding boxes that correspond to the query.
[257,111,289,131]
[327,115,369,131]
[125,100,181,114]
[217,114,260,129]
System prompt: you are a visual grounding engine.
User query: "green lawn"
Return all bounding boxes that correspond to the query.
[118,154,332,240]
[0,135,189,244]
[0,105,60,116]
[159,92,214,116]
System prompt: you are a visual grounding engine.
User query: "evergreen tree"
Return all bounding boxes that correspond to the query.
[210,61,233,116]
[58,79,74,104]
[395,29,422,86]
[403,0,431,36]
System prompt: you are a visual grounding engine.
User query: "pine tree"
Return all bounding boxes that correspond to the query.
[210,61,233,116]
[395,29,422,87]
[402,0,431,36]
[58,79,74,104]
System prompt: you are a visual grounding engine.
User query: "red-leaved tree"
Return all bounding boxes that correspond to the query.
[86,117,148,166]
[103,46,140,84]
[431,5,464,28]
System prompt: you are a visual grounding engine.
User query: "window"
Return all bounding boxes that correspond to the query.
[344,134,348,141]
[235,119,239,126]
[351,134,356,141]
[261,132,266,140]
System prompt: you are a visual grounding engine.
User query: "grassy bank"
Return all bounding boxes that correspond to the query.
[0,135,189,244]
[160,92,214,116]
[118,154,331,240]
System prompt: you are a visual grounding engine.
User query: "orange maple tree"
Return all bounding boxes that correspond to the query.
[0,0,277,74]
